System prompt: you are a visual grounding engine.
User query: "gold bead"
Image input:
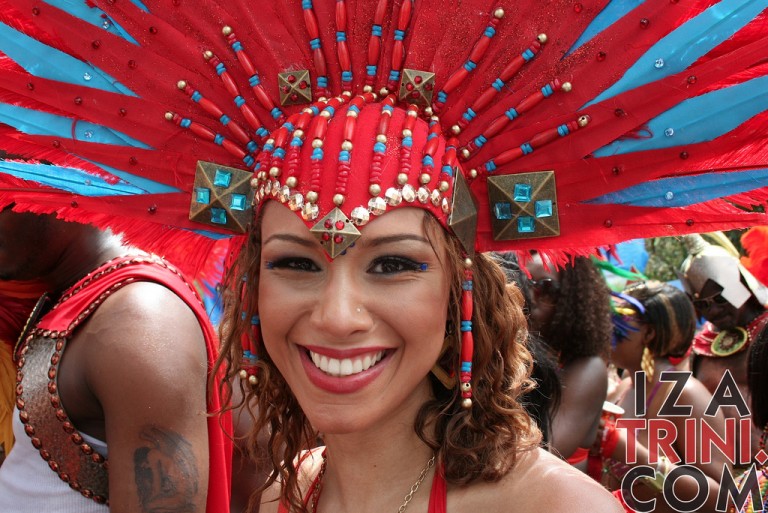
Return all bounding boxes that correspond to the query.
[561,82,572,93]
[312,139,323,149]
[397,173,408,185]
[494,8,505,18]
[369,184,381,196]
[318,97,328,102]
[257,171,267,180]
[347,110,358,118]
[439,181,450,192]
[249,177,260,188]
[469,169,478,179]
[363,85,373,93]
[333,194,345,206]
[461,148,470,159]
[238,369,248,379]
[402,129,413,138]
[380,87,389,96]
[319,110,331,118]
[248,374,258,386]
[578,115,591,127]
[451,125,461,135]
[342,91,353,98]
[461,382,472,392]
[269,167,280,177]
[203,50,213,60]
[222,26,232,36]
[341,141,353,151]
[461,398,472,409]
[164,112,174,121]
[376,134,387,143]
[537,33,548,44]
[293,129,305,139]
[464,257,473,268]
[306,191,319,203]
[286,177,298,188]
[176,80,187,89]
[423,107,433,117]
[407,110,418,117]
[420,173,431,185]
[265,138,275,146]
[431,115,440,122]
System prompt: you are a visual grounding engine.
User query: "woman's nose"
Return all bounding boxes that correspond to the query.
[309,270,373,338]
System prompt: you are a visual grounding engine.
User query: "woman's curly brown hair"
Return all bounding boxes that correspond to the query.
[541,256,613,364]
[214,211,540,513]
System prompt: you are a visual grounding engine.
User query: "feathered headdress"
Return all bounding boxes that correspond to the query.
[1,0,767,274]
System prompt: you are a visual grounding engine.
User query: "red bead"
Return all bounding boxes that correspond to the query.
[335,220,345,230]
[334,235,344,244]
[573,3,583,13]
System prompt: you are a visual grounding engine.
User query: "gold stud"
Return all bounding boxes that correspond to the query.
[269,167,280,177]
[306,191,319,203]
[402,129,413,138]
[397,173,409,185]
[561,82,572,92]
[461,148,470,159]
[369,184,381,196]
[451,125,461,135]
[164,112,174,121]
[312,139,323,149]
[222,26,232,36]
[578,115,591,127]
[203,50,213,60]
[420,173,431,185]
[286,177,298,188]
[376,134,387,143]
[462,398,472,409]
[494,8,505,18]
[341,141,353,151]
[537,33,548,44]
[333,194,345,206]
[439,181,450,192]
[363,85,373,93]
[469,169,478,179]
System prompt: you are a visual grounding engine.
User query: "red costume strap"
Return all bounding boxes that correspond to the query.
[36,254,232,513]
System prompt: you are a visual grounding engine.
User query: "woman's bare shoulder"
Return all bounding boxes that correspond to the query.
[453,448,624,512]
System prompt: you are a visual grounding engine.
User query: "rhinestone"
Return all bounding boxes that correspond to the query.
[288,193,304,211]
[301,202,319,221]
[402,184,416,203]
[384,187,402,206]
[441,198,450,214]
[417,187,430,203]
[271,180,280,196]
[430,189,442,206]
[654,58,665,69]
[350,206,370,226]
[368,197,387,216]
[279,186,291,203]
[664,128,674,137]
[102,20,112,29]
[83,130,93,139]
[83,73,92,81]
[665,191,674,200]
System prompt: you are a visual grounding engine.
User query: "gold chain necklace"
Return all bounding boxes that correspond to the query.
[310,452,437,513]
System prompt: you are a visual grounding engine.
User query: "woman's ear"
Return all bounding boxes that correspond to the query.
[641,325,656,348]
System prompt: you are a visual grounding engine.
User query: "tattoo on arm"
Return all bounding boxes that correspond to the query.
[134,426,200,513]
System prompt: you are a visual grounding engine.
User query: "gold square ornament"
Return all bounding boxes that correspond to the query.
[398,69,436,108]
[310,208,361,259]
[278,70,312,106]
[189,161,253,233]
[448,171,478,257]
[487,170,559,241]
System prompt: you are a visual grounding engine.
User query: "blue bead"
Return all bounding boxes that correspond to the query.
[256,127,269,138]
[349,105,360,114]
[461,361,472,372]
[290,137,303,147]
[195,187,210,205]
[301,0,312,9]
[437,91,447,103]
[230,194,247,211]
[232,41,243,52]
[389,70,400,81]
[402,136,413,148]
[463,60,477,72]
[243,155,255,167]
[263,142,274,152]
[522,49,535,61]
[284,123,295,132]
[318,76,328,87]
[180,118,191,128]
[339,150,351,161]
[441,165,454,177]
[372,25,382,37]
[513,183,531,202]
[324,106,335,117]
[486,160,497,172]
[251,315,260,325]
[521,143,533,155]
[427,133,438,140]
[505,108,518,120]
[394,29,405,41]
[366,65,377,76]
[220,114,230,125]
[214,169,232,187]
[271,107,282,120]
[235,96,246,107]
[216,63,226,75]
[541,84,553,97]
[474,135,487,148]
[214,134,224,145]
[484,26,496,37]
[210,208,227,225]
[461,320,472,331]
[247,141,258,153]
[249,75,261,87]
[342,71,353,81]
[492,78,504,91]
[535,200,553,218]
[494,202,512,220]
[336,31,347,42]
[557,124,570,137]
[383,104,394,113]
[310,106,320,116]
[273,148,286,159]
[191,91,202,102]
[310,38,321,50]
[422,155,434,166]
[312,147,324,160]
[374,142,386,153]
[518,216,535,233]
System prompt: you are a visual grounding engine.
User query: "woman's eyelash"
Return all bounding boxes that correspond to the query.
[265,258,320,272]
[370,256,429,273]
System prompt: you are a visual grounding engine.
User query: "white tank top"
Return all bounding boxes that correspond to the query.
[0,407,109,512]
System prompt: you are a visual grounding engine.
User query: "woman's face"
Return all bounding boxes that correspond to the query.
[258,203,451,435]
[609,314,648,372]
[524,253,561,335]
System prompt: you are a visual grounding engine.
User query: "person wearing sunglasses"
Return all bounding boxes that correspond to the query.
[525,252,614,473]
[679,234,768,464]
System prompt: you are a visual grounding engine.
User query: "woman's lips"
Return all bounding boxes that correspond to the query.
[298,345,392,394]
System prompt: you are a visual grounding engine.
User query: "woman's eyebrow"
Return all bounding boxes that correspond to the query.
[360,233,430,248]
[262,233,318,248]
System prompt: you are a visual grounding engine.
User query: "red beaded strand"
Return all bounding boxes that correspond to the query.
[335,0,353,93]
[302,0,330,98]
[175,79,251,146]
[364,0,389,89]
[384,0,414,93]
[165,112,248,163]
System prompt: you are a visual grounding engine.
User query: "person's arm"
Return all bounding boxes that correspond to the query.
[550,356,609,460]
[83,282,210,513]
[231,377,269,513]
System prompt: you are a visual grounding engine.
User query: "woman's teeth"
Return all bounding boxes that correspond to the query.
[309,350,385,377]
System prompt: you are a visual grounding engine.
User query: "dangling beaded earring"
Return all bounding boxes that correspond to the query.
[460,257,474,409]
[641,346,654,383]
[239,312,260,386]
